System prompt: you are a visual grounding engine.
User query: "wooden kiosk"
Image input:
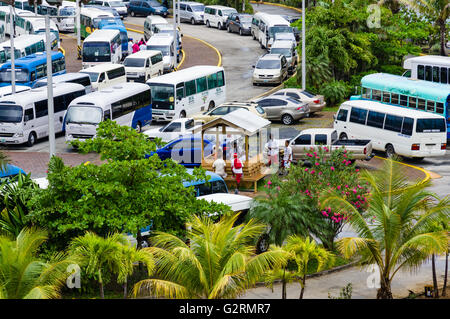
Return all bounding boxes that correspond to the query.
[194,109,272,192]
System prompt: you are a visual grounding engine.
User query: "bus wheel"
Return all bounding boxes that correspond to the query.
[385,144,395,158]
[256,234,270,254]
[191,18,195,25]
[135,122,142,133]
[208,101,215,111]
[339,133,348,140]
[27,132,36,147]
[180,111,186,118]
[206,20,210,28]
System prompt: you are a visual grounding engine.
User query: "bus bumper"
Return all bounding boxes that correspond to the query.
[0,136,27,145]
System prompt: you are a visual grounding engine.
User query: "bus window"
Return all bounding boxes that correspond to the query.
[425,66,432,81]
[336,109,348,122]
[440,68,448,84]
[391,94,399,105]
[382,92,390,103]
[176,83,184,100]
[432,66,439,82]
[384,114,402,133]
[367,111,385,129]
[196,76,207,93]
[350,107,367,125]
[362,87,370,99]
[436,103,444,114]
[417,98,426,110]
[372,90,381,101]
[400,95,408,107]
[408,97,417,109]
[217,71,224,87]
[401,117,413,136]
[207,73,217,89]
[185,79,196,96]
[426,100,435,112]
[417,65,424,80]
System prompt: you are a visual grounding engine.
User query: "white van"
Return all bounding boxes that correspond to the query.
[143,15,168,41]
[334,99,447,159]
[256,14,291,49]
[32,73,93,93]
[203,5,237,30]
[146,34,176,73]
[79,63,126,90]
[82,29,122,68]
[90,0,128,19]
[178,1,205,25]
[123,50,164,82]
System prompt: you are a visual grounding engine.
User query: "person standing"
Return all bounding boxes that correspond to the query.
[132,40,140,53]
[231,153,243,194]
[266,134,279,168]
[282,139,292,175]
[139,40,146,51]
[128,39,133,55]
[212,152,227,179]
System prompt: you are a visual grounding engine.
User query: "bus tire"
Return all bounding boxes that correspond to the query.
[218,22,222,30]
[256,234,270,254]
[385,144,395,158]
[135,122,142,133]
[27,132,36,147]
[339,133,348,140]
[191,18,195,25]
[180,111,186,118]
[206,20,210,28]
[208,101,215,111]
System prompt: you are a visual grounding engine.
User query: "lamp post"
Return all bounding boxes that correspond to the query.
[301,0,306,90]
[9,5,15,94]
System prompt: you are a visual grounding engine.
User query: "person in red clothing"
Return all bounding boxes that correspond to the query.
[132,41,140,53]
[231,153,243,194]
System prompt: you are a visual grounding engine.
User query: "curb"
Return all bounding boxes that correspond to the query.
[174,49,186,70]
[250,1,302,14]
[253,260,360,288]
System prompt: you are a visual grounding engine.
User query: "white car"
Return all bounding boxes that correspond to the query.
[143,118,202,143]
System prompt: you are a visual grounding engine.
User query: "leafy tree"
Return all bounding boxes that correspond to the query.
[322,159,450,299]
[28,121,230,251]
[133,214,287,299]
[0,227,73,299]
[263,257,297,299]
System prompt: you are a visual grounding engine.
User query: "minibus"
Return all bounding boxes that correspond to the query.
[65,82,152,143]
[403,55,450,84]
[0,51,66,88]
[334,99,447,159]
[55,1,76,32]
[97,20,128,55]
[32,72,93,93]
[203,5,236,30]
[79,63,126,90]
[0,83,86,146]
[0,85,30,97]
[77,7,116,39]
[14,9,61,48]
[143,15,167,41]
[82,29,122,68]
[146,34,176,73]
[0,34,56,62]
[253,13,291,49]
[178,1,205,25]
[146,65,226,121]
[123,50,164,82]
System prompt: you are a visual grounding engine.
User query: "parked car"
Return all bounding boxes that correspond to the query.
[226,13,252,36]
[274,32,296,43]
[252,95,309,125]
[271,88,326,114]
[288,128,373,162]
[89,0,128,19]
[177,1,205,25]
[252,53,288,85]
[269,40,297,74]
[124,50,164,82]
[143,118,202,143]
[128,0,168,17]
[192,102,266,123]
[204,5,237,30]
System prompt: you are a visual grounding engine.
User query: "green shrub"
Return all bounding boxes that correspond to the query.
[379,64,404,75]
[320,80,349,107]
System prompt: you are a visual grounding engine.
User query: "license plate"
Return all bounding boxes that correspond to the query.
[1,139,5,143]
[264,79,268,83]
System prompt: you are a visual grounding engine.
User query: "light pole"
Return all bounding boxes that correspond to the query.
[9,5,15,94]
[301,0,306,90]
[173,0,176,69]
[76,0,81,60]
[177,0,180,27]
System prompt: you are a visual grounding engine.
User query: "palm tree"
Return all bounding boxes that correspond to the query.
[284,235,334,299]
[322,159,450,299]
[69,232,130,299]
[133,214,287,299]
[428,217,449,297]
[398,0,449,56]
[263,262,297,299]
[0,151,8,174]
[0,227,73,299]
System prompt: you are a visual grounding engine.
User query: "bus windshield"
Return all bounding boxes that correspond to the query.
[80,72,99,83]
[59,7,75,16]
[416,118,446,133]
[124,58,145,67]
[270,48,291,57]
[147,45,169,56]
[93,17,115,28]
[0,105,22,123]
[3,48,21,60]
[66,106,103,125]
[0,69,29,83]
[83,42,111,62]
[148,83,175,109]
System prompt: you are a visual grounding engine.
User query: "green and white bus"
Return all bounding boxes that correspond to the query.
[76,7,116,39]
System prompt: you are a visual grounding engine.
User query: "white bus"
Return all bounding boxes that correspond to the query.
[0,83,86,147]
[0,85,30,97]
[14,9,61,48]
[0,34,56,63]
[403,55,450,85]
[334,99,447,159]
[78,7,116,39]
[55,1,76,32]
[254,13,291,49]
[0,7,13,37]
[82,29,121,68]
[146,65,226,121]
[65,82,152,143]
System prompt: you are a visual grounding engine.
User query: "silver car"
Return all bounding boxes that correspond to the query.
[178,1,205,24]
[253,95,309,125]
[272,88,326,114]
[252,53,288,85]
[270,40,298,74]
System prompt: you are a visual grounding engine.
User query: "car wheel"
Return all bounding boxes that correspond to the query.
[339,133,348,140]
[239,28,243,36]
[206,20,210,28]
[180,111,186,118]
[218,22,222,30]
[385,144,395,158]
[282,114,294,125]
[135,122,142,133]
[227,25,231,33]
[191,18,195,25]
[130,11,135,17]
[27,132,36,147]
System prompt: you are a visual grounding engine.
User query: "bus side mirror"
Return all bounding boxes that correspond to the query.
[333,115,336,120]
[24,115,30,122]
[59,116,63,123]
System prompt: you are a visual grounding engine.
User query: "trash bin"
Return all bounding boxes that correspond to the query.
[424,285,433,297]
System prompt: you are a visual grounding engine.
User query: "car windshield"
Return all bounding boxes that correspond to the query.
[256,59,280,69]
[160,122,181,132]
[275,33,295,40]
[66,106,103,125]
[147,45,169,56]
[0,69,29,83]
[82,42,111,62]
[269,26,293,37]
[191,5,204,12]
[80,72,99,83]
[109,1,124,7]
[240,16,252,23]
[124,58,145,67]
[270,48,291,57]
[416,118,446,133]
[222,9,236,16]
[0,105,22,123]
[149,0,161,6]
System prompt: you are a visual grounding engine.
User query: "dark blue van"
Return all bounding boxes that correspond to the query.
[128,0,168,17]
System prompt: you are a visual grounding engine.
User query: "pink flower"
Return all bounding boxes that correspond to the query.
[356,169,360,172]
[337,185,341,190]
[310,170,315,174]
[315,162,320,166]
[305,168,309,172]
[330,166,335,171]
[318,172,323,175]
[268,181,272,185]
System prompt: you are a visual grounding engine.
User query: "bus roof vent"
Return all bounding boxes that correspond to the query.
[77,102,95,105]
